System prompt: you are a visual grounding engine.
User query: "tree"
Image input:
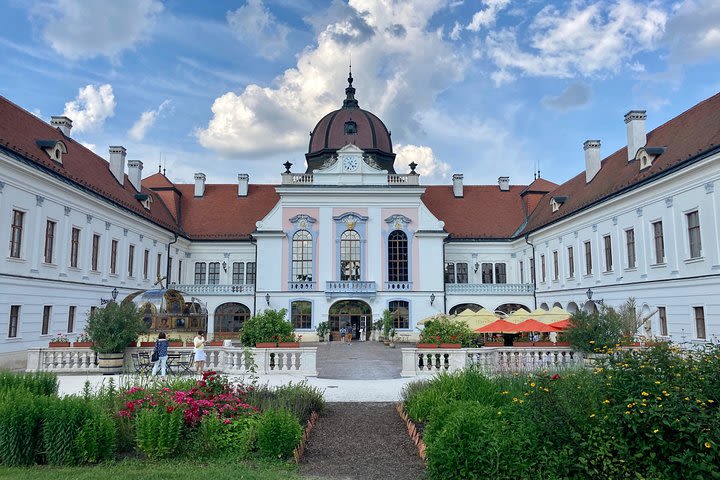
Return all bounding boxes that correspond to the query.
[239,308,293,345]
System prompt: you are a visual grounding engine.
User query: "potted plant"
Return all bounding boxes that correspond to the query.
[86,302,147,374]
[207,337,224,346]
[316,321,329,342]
[388,328,397,348]
[167,337,183,347]
[418,316,472,348]
[72,329,93,347]
[49,333,70,348]
[277,333,300,348]
[382,310,393,345]
[239,308,293,348]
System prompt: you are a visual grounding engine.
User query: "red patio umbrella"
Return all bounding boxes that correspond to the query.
[513,319,562,333]
[549,319,572,330]
[476,319,519,333]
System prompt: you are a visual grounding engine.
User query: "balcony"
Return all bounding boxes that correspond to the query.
[445,283,534,295]
[281,173,419,186]
[385,281,413,291]
[174,284,255,296]
[289,281,315,291]
[325,281,376,297]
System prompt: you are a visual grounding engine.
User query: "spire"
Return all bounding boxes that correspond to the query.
[343,64,359,109]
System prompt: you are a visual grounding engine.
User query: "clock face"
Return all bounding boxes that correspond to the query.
[342,155,359,172]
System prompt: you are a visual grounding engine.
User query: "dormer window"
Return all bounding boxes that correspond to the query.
[635,147,666,170]
[135,193,153,210]
[36,140,67,164]
[551,196,567,213]
[344,120,357,135]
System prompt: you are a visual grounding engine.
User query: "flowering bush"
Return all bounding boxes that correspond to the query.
[418,316,473,346]
[50,333,69,343]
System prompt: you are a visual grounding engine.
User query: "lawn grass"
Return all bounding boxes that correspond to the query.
[0,458,304,480]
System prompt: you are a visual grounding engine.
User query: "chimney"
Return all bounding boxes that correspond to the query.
[108,146,127,185]
[51,116,73,136]
[238,174,249,197]
[584,140,601,183]
[127,160,143,192]
[452,174,464,198]
[194,173,206,197]
[624,110,647,162]
[498,176,510,191]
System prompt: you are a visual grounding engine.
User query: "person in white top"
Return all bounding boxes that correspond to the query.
[193,330,206,373]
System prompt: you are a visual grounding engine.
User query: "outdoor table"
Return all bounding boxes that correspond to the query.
[166,351,195,375]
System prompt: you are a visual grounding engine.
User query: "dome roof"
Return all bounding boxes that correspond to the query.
[305,71,395,173]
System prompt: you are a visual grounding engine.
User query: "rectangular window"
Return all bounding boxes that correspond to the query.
[291,301,312,329]
[246,262,256,284]
[42,305,51,335]
[110,240,118,274]
[9,305,20,338]
[625,229,636,269]
[444,263,455,283]
[91,234,100,271]
[156,253,162,280]
[552,251,559,280]
[567,246,575,278]
[143,249,149,279]
[389,300,409,329]
[208,262,220,284]
[128,245,135,277]
[178,260,183,283]
[232,262,244,284]
[530,258,535,284]
[194,262,207,284]
[540,255,546,283]
[44,220,56,263]
[694,306,705,339]
[10,210,24,258]
[652,221,664,264]
[70,227,80,268]
[519,261,524,284]
[481,263,493,283]
[584,241,592,275]
[90,306,97,317]
[168,257,172,284]
[456,263,468,284]
[603,235,613,272]
[67,306,75,333]
[495,263,507,284]
[687,211,702,258]
[658,306,667,337]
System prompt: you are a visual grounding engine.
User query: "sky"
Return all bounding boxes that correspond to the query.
[1,0,719,187]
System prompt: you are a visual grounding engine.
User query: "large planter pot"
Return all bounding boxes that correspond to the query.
[139,341,155,347]
[439,343,462,349]
[513,342,534,347]
[72,341,93,348]
[255,342,277,348]
[97,352,125,375]
[416,343,438,348]
[49,342,71,348]
[533,341,555,347]
[484,342,504,347]
[278,342,300,348]
[207,341,223,347]
[168,341,183,347]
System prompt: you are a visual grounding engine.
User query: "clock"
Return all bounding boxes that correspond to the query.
[342,155,359,172]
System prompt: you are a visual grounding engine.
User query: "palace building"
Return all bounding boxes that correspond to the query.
[1,75,719,367]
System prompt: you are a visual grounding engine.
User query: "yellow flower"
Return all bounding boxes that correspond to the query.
[543,387,549,392]
[627,403,633,408]
[705,442,712,449]
[625,411,631,415]
[530,382,536,387]
[590,414,596,418]
[603,399,610,404]
[654,381,661,384]
[501,390,509,394]
[641,391,649,396]
[708,400,715,404]
[653,429,659,434]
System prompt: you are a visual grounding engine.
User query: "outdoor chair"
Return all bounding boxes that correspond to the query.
[131,352,152,375]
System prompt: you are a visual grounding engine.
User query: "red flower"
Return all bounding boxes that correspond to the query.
[551,373,561,380]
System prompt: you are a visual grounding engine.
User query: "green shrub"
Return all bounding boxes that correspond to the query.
[87,301,147,353]
[418,316,474,346]
[564,305,625,353]
[0,372,58,396]
[247,381,325,424]
[0,391,47,466]
[74,405,117,463]
[215,416,260,459]
[256,409,302,460]
[42,396,90,465]
[239,308,293,346]
[135,408,184,459]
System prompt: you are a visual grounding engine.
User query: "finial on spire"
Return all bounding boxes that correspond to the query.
[343,63,358,109]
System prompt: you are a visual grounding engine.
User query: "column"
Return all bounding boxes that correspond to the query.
[101,221,111,282]
[636,207,648,279]
[665,197,680,275]
[82,214,93,280]
[59,206,71,277]
[705,182,720,269]
[30,195,45,273]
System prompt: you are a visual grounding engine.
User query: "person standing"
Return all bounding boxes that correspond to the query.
[151,331,169,377]
[193,330,206,373]
[346,324,353,345]
[340,325,346,343]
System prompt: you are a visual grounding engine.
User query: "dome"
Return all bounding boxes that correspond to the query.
[306,71,396,173]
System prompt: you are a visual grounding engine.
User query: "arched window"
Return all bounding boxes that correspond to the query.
[214,303,250,336]
[292,230,313,282]
[291,301,312,329]
[340,230,361,280]
[388,230,408,282]
[389,300,409,329]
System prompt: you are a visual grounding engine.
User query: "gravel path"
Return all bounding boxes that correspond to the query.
[300,403,426,480]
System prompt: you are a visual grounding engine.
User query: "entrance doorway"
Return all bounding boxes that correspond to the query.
[328,300,372,341]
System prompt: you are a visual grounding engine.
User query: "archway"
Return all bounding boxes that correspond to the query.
[641,304,652,337]
[539,302,550,311]
[496,303,530,316]
[567,302,579,314]
[214,302,250,339]
[329,300,372,341]
[552,302,563,309]
[583,301,597,313]
[449,303,483,315]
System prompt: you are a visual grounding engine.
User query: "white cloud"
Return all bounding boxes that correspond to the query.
[37,0,163,59]
[542,82,592,111]
[62,84,115,133]
[484,1,667,82]
[664,0,720,64]
[227,0,290,59]
[395,144,451,183]
[467,0,511,32]
[79,141,96,152]
[129,100,171,141]
[450,21,462,41]
[198,0,466,157]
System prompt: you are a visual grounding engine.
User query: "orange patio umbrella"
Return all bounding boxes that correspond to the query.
[549,319,572,330]
[513,319,562,333]
[476,319,519,333]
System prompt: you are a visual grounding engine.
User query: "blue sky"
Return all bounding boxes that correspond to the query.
[1,0,719,186]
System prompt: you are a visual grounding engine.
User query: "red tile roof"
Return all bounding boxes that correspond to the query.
[422,185,529,239]
[522,92,720,234]
[0,96,179,232]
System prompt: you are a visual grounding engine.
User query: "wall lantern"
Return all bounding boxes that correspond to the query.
[222,261,227,272]
[265,293,271,306]
[430,293,436,306]
[474,262,480,273]
[111,287,118,301]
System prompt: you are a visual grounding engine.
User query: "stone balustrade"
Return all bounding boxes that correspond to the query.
[446,283,535,294]
[174,284,254,295]
[401,347,583,377]
[27,346,318,376]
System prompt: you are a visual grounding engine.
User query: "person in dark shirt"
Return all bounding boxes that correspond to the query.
[151,331,169,377]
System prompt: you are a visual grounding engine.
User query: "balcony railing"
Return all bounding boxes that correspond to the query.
[445,283,534,295]
[385,281,413,291]
[174,284,255,295]
[325,281,376,297]
[387,174,419,185]
[289,281,315,291]
[281,173,419,185]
